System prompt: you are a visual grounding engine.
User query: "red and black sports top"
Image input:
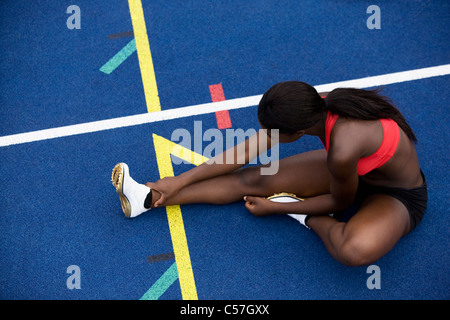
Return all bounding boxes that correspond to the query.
[324,111,400,176]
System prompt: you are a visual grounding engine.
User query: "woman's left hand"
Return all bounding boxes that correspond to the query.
[244,196,275,216]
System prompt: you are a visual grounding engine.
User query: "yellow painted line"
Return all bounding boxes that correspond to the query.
[153,134,208,300]
[128,0,161,113]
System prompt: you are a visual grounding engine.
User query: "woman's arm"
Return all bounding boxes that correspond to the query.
[179,129,273,186]
[245,136,360,216]
[149,129,275,206]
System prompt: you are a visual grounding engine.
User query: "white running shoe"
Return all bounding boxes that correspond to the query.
[111,163,151,218]
[267,192,310,229]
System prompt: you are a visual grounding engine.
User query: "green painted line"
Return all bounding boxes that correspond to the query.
[140,262,179,300]
[100,38,136,74]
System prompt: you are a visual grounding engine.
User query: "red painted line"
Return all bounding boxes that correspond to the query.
[209,83,232,129]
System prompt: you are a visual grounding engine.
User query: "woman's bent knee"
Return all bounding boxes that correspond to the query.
[338,238,380,267]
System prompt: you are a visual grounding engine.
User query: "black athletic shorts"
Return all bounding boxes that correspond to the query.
[335,171,428,232]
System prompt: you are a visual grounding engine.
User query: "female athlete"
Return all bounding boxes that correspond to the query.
[112,81,427,266]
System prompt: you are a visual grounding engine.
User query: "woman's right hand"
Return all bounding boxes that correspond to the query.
[145,176,183,207]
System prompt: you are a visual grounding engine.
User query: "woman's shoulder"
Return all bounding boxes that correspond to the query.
[328,117,382,162]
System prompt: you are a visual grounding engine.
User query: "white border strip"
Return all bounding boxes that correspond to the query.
[1,64,449,147]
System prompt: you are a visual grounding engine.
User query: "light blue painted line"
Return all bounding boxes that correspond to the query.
[100,38,136,74]
[140,262,179,300]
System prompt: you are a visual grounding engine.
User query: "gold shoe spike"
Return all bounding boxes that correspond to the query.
[111,163,131,218]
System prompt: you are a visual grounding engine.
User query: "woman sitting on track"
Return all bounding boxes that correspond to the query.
[112,81,427,267]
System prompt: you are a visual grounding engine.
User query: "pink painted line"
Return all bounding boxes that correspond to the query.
[209,83,232,129]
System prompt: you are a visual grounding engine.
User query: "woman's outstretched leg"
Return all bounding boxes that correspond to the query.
[113,149,331,218]
[146,149,331,208]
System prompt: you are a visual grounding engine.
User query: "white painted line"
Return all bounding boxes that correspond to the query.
[1,64,449,147]
[313,64,450,92]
